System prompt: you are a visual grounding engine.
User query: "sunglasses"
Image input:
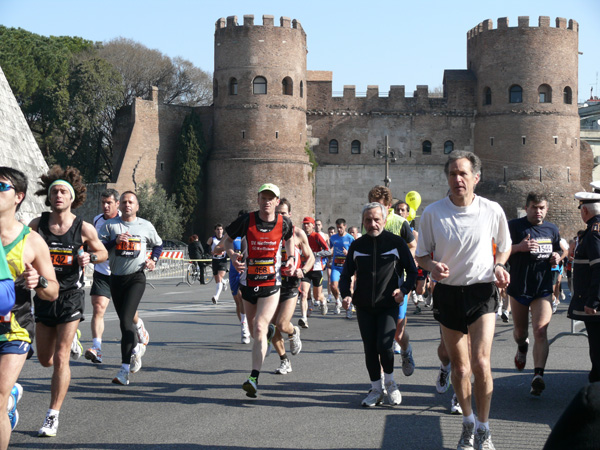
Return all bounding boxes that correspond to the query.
[0,182,15,192]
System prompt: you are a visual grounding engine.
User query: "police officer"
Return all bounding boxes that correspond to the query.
[569,190,600,383]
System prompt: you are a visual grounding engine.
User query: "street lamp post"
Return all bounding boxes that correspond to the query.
[373,135,397,188]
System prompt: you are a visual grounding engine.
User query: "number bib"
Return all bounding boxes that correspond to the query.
[530,238,552,261]
[245,213,284,287]
[333,256,346,267]
[116,237,142,258]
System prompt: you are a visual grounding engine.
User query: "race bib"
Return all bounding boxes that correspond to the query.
[333,256,346,267]
[50,248,74,267]
[116,237,141,258]
[530,238,552,260]
[247,258,276,281]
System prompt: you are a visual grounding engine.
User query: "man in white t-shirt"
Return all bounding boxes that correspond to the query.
[416,151,511,450]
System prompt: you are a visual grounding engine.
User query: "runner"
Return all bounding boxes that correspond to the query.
[187,234,205,285]
[84,190,151,364]
[207,224,228,304]
[99,191,163,386]
[507,192,563,396]
[416,151,511,450]
[328,219,354,315]
[0,167,58,449]
[368,186,417,377]
[300,217,330,320]
[272,198,315,375]
[29,166,107,437]
[339,202,417,406]
[222,184,295,397]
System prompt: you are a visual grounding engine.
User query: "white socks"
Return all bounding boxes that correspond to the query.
[92,338,102,350]
[215,282,223,300]
[121,363,130,372]
[47,408,59,418]
[371,379,383,391]
[383,372,395,385]
[463,412,475,424]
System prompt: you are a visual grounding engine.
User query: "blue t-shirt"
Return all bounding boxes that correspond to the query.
[229,237,242,273]
[329,233,354,269]
[507,216,561,299]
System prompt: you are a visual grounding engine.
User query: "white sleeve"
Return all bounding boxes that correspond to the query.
[494,205,512,253]
[416,207,435,258]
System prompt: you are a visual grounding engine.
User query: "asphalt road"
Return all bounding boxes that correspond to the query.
[8,278,592,450]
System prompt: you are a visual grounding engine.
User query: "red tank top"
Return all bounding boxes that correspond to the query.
[246,213,284,287]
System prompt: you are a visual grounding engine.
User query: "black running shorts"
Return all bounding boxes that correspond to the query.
[301,270,323,288]
[280,277,300,302]
[432,282,498,334]
[240,285,280,305]
[35,289,85,327]
[90,271,111,298]
[212,259,228,273]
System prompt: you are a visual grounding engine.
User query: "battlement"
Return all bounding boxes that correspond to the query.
[215,15,303,32]
[467,16,578,39]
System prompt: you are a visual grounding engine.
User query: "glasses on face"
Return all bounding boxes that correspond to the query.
[0,182,15,192]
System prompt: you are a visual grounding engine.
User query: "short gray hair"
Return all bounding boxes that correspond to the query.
[362,202,388,222]
[585,202,600,216]
[444,151,482,177]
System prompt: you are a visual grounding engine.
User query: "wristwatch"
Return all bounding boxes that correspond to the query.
[494,263,507,271]
[151,256,158,262]
[90,253,98,263]
[36,275,48,289]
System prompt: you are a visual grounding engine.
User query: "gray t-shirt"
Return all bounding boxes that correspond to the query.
[99,216,162,276]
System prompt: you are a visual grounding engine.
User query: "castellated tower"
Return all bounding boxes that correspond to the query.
[468,16,581,236]
[206,15,314,228]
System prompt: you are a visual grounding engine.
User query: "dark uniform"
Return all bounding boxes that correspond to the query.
[568,212,600,382]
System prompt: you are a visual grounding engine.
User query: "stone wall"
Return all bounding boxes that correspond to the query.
[0,66,49,224]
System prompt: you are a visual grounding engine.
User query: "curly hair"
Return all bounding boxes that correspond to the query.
[368,185,393,207]
[35,165,87,209]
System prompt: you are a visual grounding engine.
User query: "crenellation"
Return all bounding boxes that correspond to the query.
[226,15,238,27]
[280,16,291,28]
[556,17,566,29]
[343,85,356,98]
[366,85,379,98]
[568,19,578,31]
[539,16,550,27]
[215,17,226,30]
[415,86,429,98]
[389,85,405,98]
[292,19,302,31]
[263,15,274,27]
[518,16,529,28]
[498,17,509,29]
[243,15,254,26]
[482,19,493,31]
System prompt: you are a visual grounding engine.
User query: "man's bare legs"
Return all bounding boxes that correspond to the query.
[0,354,27,450]
[36,320,80,414]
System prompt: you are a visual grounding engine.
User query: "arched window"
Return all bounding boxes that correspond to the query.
[509,85,522,103]
[300,81,304,98]
[351,140,361,154]
[538,84,552,103]
[213,79,218,98]
[484,87,492,105]
[444,140,454,154]
[329,139,339,154]
[229,78,238,95]
[563,86,572,104]
[282,77,293,96]
[422,140,432,155]
[253,76,267,95]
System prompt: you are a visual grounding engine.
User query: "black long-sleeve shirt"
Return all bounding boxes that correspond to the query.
[568,214,600,323]
[340,230,417,309]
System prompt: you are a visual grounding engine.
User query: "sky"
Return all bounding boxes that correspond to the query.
[1,0,599,102]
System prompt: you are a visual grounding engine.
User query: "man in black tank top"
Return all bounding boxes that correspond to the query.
[29,166,107,438]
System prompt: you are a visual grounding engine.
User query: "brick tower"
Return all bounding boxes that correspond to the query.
[206,15,314,228]
[468,16,581,236]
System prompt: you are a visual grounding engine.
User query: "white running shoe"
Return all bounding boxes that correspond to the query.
[241,321,251,344]
[275,358,292,375]
[289,326,302,355]
[112,368,130,385]
[327,294,334,303]
[136,318,150,345]
[130,344,146,374]
[334,299,342,314]
[346,306,353,319]
[436,363,451,394]
[70,329,82,360]
[385,381,402,405]
[222,279,229,292]
[361,387,384,407]
[409,291,419,306]
[38,414,59,437]
[298,317,309,329]
[393,341,402,354]
[320,301,328,315]
[457,421,475,450]
[401,346,415,376]
[450,393,462,415]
